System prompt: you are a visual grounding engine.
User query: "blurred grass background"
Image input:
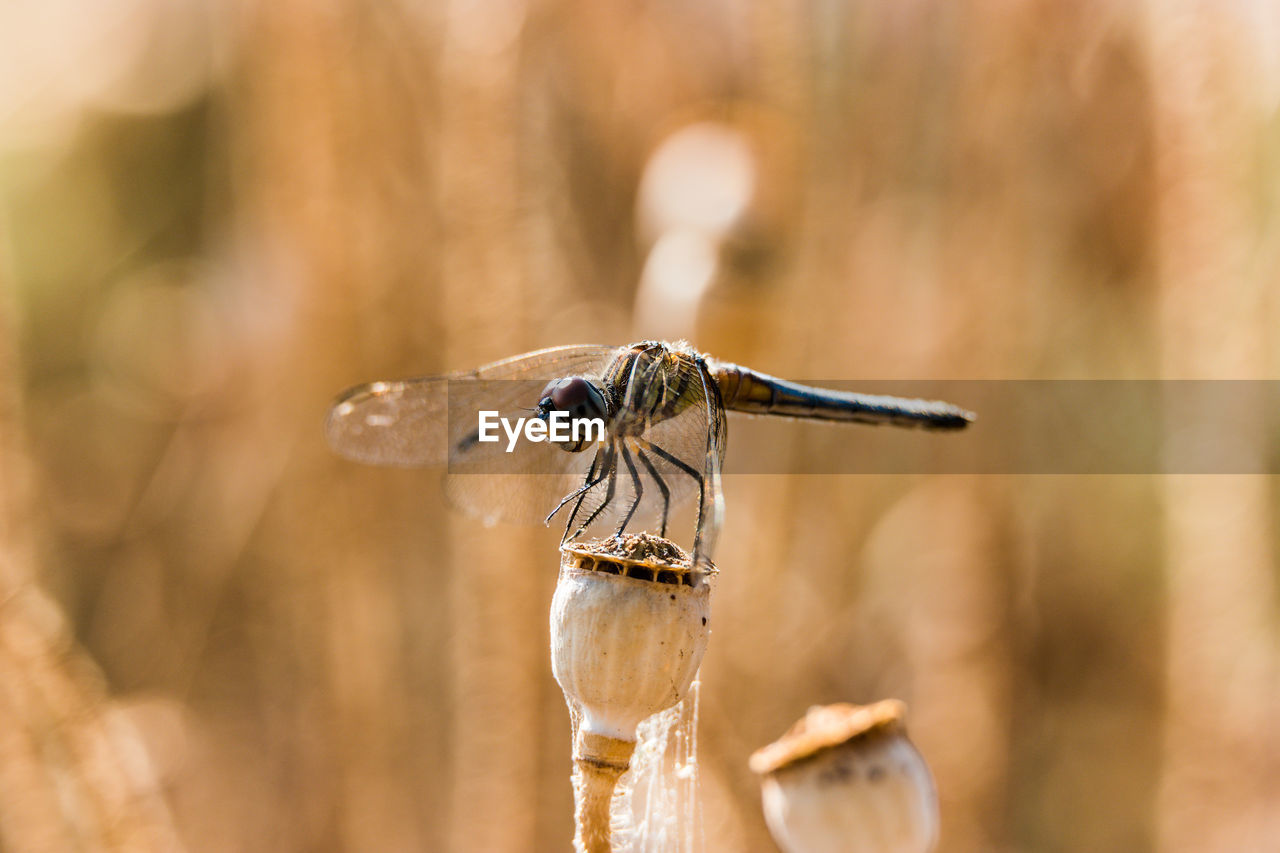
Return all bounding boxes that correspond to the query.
[0,1,1278,851]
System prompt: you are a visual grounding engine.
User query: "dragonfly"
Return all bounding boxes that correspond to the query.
[325,341,973,569]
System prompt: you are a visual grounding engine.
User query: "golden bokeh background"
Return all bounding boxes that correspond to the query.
[0,1,1277,851]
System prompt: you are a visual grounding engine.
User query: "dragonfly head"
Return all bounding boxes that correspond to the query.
[537,376,608,452]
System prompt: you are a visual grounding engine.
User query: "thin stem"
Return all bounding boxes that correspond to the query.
[574,760,623,853]
[572,732,635,853]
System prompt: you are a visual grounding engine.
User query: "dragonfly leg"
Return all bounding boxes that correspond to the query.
[571,442,619,540]
[633,444,670,538]
[547,445,606,529]
[561,445,612,545]
[615,441,643,535]
[636,438,704,548]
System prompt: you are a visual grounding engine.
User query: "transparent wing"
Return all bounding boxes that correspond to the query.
[324,345,617,466]
[443,420,604,527]
[686,357,726,565]
[326,345,620,527]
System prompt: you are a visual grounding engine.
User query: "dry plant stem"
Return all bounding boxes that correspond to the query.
[573,732,636,853]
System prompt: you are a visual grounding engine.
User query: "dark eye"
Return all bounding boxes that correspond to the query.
[542,377,604,420]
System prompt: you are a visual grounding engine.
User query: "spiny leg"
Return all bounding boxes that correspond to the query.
[547,445,605,527]
[561,444,612,544]
[637,438,704,548]
[570,443,618,541]
[634,445,671,537]
[616,441,643,535]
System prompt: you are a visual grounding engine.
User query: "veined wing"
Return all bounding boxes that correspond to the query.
[616,352,726,565]
[442,387,610,527]
[325,345,618,467]
[684,355,726,566]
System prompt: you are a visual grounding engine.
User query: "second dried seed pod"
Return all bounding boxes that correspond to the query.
[751,700,939,853]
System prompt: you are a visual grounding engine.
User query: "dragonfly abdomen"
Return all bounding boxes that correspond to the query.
[712,364,974,430]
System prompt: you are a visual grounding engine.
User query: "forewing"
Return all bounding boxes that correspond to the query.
[324,345,616,467]
[325,376,450,467]
[443,416,602,527]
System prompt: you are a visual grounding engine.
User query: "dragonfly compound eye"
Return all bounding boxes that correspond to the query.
[545,377,606,421]
[538,376,607,452]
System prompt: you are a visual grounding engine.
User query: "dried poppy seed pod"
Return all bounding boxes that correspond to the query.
[551,534,711,853]
[750,700,939,853]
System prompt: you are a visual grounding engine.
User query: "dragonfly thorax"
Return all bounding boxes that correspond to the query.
[537,376,610,453]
